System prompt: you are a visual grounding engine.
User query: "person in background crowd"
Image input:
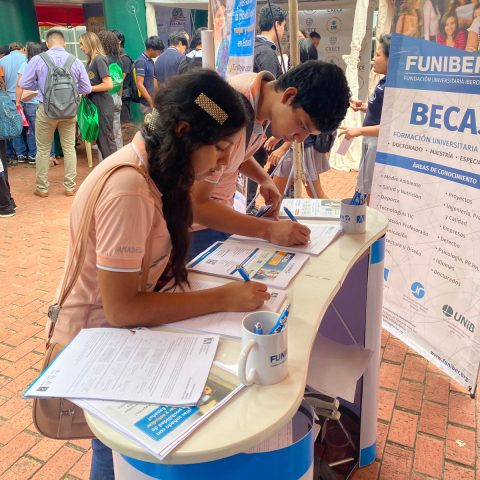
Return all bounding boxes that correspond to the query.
[111,29,134,123]
[15,41,42,166]
[436,12,467,48]
[396,0,422,37]
[465,3,480,51]
[51,70,267,479]
[0,45,9,60]
[0,74,16,217]
[20,29,91,197]
[248,3,287,208]
[266,42,331,200]
[254,3,287,78]
[308,31,324,61]
[79,31,117,160]
[178,27,206,73]
[154,32,187,85]
[338,34,391,204]
[0,42,27,164]
[135,36,164,114]
[98,30,124,151]
[300,32,319,63]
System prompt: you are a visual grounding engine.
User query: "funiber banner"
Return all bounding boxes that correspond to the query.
[370,34,480,392]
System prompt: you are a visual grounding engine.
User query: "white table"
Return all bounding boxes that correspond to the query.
[86,207,388,474]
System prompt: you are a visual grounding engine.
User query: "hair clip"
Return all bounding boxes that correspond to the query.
[194,93,228,125]
[144,109,159,132]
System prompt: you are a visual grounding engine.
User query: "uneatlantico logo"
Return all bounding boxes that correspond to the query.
[442,304,475,333]
[326,17,342,33]
[411,281,425,299]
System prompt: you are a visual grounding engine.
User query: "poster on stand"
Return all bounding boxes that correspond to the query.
[298,3,374,100]
[155,7,192,48]
[370,34,480,392]
[212,0,256,78]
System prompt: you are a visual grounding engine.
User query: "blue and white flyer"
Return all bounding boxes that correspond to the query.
[370,34,480,392]
[75,365,244,460]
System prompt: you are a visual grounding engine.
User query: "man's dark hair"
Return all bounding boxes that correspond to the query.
[0,45,9,56]
[275,60,351,132]
[8,42,23,52]
[258,4,287,32]
[45,29,65,41]
[168,32,188,48]
[379,33,391,58]
[111,29,125,48]
[145,36,164,51]
[309,31,321,40]
[190,27,206,50]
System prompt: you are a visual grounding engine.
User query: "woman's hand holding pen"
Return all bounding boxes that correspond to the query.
[219,281,270,311]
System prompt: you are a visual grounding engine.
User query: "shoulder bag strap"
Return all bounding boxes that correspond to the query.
[47,163,153,346]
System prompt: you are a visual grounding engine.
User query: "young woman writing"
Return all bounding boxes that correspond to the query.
[48,70,269,479]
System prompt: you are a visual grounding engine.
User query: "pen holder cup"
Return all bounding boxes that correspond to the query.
[340,198,367,234]
[238,311,288,386]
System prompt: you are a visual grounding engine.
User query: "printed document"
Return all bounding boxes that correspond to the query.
[231,223,343,256]
[24,328,219,405]
[279,199,341,220]
[172,280,287,338]
[74,365,244,460]
[187,240,309,289]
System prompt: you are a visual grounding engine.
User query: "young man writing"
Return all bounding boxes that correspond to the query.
[190,60,351,258]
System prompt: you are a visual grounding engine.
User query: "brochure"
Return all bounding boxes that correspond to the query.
[74,365,245,460]
[279,199,341,220]
[24,328,219,406]
[230,223,343,256]
[187,240,309,289]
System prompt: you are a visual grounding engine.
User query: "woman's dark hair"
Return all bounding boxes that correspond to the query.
[142,70,249,285]
[26,42,42,61]
[439,12,459,39]
[111,29,125,48]
[98,30,121,60]
[275,60,351,132]
[379,33,392,58]
[190,27,206,50]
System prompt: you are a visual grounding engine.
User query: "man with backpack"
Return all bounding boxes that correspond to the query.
[19,29,91,198]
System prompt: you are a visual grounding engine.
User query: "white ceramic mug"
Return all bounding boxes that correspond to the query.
[238,311,288,386]
[340,198,367,234]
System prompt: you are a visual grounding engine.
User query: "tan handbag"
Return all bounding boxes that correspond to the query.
[32,162,153,440]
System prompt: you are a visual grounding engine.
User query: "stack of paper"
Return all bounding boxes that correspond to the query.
[74,365,244,460]
[279,199,341,220]
[231,223,343,256]
[24,328,219,406]
[187,240,309,289]
[172,279,287,338]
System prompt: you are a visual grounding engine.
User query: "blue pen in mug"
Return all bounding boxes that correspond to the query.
[238,311,288,385]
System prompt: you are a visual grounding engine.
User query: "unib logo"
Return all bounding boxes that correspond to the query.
[442,304,474,333]
[411,281,425,299]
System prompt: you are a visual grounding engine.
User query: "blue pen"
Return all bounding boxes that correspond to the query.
[269,304,291,334]
[254,322,263,335]
[283,207,298,222]
[350,192,360,205]
[236,265,251,282]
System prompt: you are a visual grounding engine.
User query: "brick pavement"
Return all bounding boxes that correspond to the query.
[0,143,478,479]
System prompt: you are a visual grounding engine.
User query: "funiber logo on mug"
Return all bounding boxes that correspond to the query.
[270,348,287,366]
